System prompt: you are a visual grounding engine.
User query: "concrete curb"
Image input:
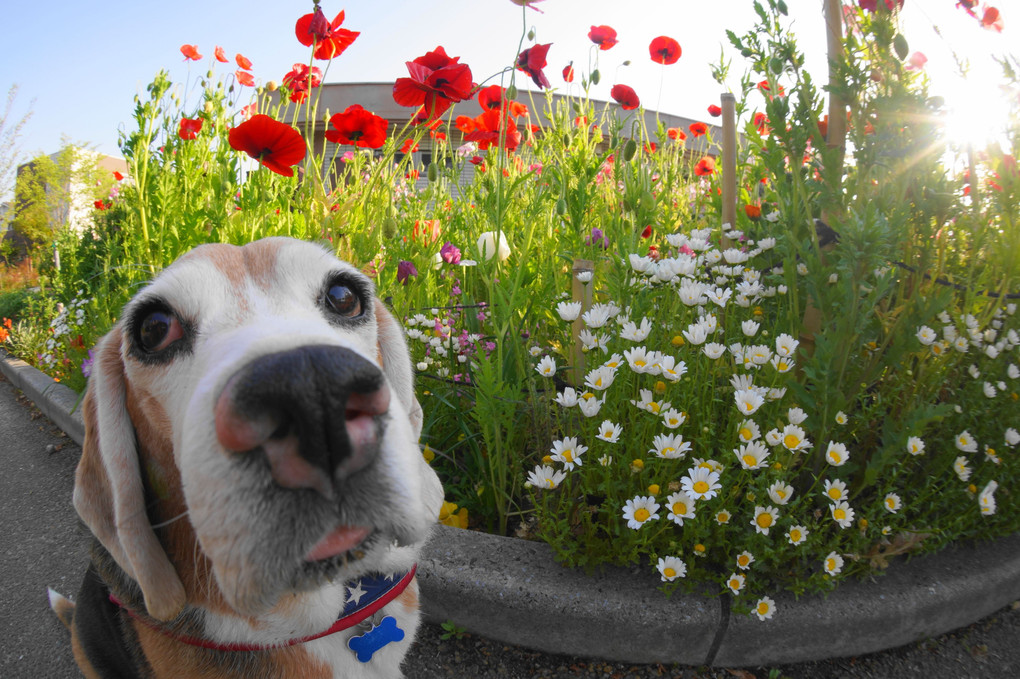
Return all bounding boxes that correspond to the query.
[5,349,1020,667]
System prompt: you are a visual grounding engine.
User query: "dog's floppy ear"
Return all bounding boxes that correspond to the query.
[374,299,424,439]
[74,328,187,621]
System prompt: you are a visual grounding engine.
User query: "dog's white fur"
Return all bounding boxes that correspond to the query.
[71,237,443,678]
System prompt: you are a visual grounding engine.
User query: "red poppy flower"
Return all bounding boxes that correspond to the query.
[295,8,360,60]
[94,200,107,211]
[648,36,681,65]
[753,112,769,133]
[228,114,306,177]
[282,63,323,103]
[325,105,388,149]
[236,70,255,87]
[693,157,715,176]
[180,44,202,61]
[392,46,474,121]
[611,84,640,110]
[981,7,1003,32]
[214,46,228,63]
[667,127,687,142]
[113,171,124,181]
[178,117,203,140]
[516,42,552,89]
[236,53,253,70]
[241,103,258,120]
[563,62,575,83]
[464,107,522,151]
[907,52,927,70]
[689,122,708,137]
[640,224,653,239]
[477,85,505,111]
[707,105,722,117]
[400,138,420,154]
[744,204,762,220]
[588,25,619,50]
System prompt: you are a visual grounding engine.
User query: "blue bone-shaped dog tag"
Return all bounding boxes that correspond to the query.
[348,616,405,663]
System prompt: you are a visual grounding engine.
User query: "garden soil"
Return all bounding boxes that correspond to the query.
[3,372,1018,679]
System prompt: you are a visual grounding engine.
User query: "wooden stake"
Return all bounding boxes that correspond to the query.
[824,0,847,179]
[720,93,737,245]
[569,259,593,387]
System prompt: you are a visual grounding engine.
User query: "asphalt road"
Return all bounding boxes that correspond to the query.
[3,370,1020,679]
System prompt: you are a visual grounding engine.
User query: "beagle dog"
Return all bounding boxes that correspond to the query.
[49,237,443,678]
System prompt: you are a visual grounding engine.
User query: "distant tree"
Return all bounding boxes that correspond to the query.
[1,84,34,230]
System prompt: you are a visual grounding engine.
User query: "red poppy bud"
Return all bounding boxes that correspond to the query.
[563,62,574,83]
[707,105,722,117]
[308,6,331,41]
[640,224,653,239]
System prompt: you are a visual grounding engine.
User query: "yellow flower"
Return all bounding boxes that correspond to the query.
[671,335,685,347]
[631,458,645,472]
[422,445,435,464]
[439,501,469,529]
[647,484,661,495]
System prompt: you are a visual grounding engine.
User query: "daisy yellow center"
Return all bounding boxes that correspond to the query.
[885,498,895,508]
[826,558,836,571]
[594,378,603,387]
[827,488,841,500]
[635,360,646,367]
[777,361,789,371]
[730,579,741,590]
[742,454,757,467]
[784,434,801,448]
[834,508,846,521]
[634,508,651,522]
[694,544,706,553]
[738,555,750,567]
[776,489,787,499]
[757,602,770,615]
[756,513,774,528]
[693,480,710,494]
[662,447,675,457]
[959,437,968,446]
[562,450,574,463]
[663,567,676,578]
[545,479,556,489]
[830,452,842,463]
[790,529,802,542]
[739,427,752,441]
[933,344,943,355]
[649,402,661,413]
[667,418,679,426]
[744,402,755,412]
[672,502,688,515]
[717,513,729,522]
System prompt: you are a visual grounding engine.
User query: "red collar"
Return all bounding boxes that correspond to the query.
[110,564,416,652]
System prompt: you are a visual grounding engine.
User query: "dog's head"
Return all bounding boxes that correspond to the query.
[74,237,443,621]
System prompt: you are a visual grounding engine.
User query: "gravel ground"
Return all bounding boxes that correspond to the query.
[405,599,1020,678]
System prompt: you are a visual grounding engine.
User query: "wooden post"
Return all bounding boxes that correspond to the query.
[720,93,737,244]
[967,143,979,215]
[569,259,593,387]
[824,0,847,183]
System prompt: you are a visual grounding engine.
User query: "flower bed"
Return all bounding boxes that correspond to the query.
[3,0,1019,625]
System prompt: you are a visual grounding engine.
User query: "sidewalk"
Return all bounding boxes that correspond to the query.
[3,365,1020,678]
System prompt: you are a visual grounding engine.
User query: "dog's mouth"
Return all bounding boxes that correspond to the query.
[304,524,373,562]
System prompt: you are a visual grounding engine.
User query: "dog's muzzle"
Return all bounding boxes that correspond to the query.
[214,345,390,499]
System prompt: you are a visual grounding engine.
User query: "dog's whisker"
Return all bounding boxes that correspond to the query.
[151,510,190,530]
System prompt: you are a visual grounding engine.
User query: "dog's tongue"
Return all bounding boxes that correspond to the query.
[305,525,372,562]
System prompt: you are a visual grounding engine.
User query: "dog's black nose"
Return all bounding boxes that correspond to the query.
[214,345,390,497]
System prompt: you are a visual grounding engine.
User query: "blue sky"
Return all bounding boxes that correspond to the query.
[0,1,1013,177]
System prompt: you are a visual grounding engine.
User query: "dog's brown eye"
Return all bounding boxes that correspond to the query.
[325,284,362,318]
[138,310,183,353]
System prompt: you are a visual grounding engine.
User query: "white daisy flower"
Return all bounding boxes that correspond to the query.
[682,323,708,345]
[550,437,588,470]
[745,344,772,368]
[622,496,660,530]
[706,286,732,307]
[787,525,809,545]
[752,505,779,535]
[953,336,969,353]
[726,572,746,595]
[953,456,972,482]
[556,301,582,322]
[767,481,794,506]
[529,345,544,357]
[657,556,687,582]
[834,411,848,425]
[703,342,727,360]
[736,550,755,571]
[780,424,811,452]
[619,318,652,342]
[526,465,567,490]
[823,551,844,575]
[983,382,997,399]
[831,501,855,528]
[624,346,655,373]
[741,319,761,337]
[554,388,579,408]
[765,428,783,447]
[598,454,613,467]
[787,407,808,425]
[916,325,936,345]
[575,270,593,283]
[883,493,902,514]
[737,419,761,443]
[753,596,776,621]
[596,420,623,443]
[735,441,770,470]
[577,394,605,418]
[535,355,557,377]
[906,436,925,456]
[658,355,687,381]
[823,478,847,503]
[715,509,732,525]
[681,466,722,501]
[979,480,998,516]
[650,433,691,459]
[582,305,611,328]
[1005,428,1020,448]
[584,366,617,391]
[955,431,978,453]
[662,408,687,429]
[770,354,795,373]
[665,491,697,525]
[734,388,765,415]
[825,441,850,467]
[1008,364,1020,379]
